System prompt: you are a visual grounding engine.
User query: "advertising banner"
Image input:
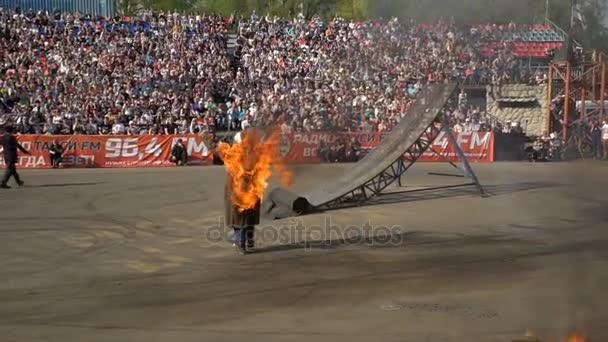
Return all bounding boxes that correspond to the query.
[279,131,389,164]
[279,131,494,163]
[1,131,493,169]
[417,131,494,162]
[0,134,212,168]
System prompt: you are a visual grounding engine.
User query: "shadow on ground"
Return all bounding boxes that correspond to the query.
[25,182,106,188]
[369,181,559,206]
[253,228,540,254]
[281,181,561,216]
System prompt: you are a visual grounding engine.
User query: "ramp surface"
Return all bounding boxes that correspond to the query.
[298,82,457,208]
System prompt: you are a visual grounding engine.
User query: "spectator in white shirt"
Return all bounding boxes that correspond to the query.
[112,122,126,135]
[453,120,464,133]
[458,90,467,110]
[602,120,608,160]
[463,118,472,132]
[469,119,481,132]
[241,115,251,130]
[280,121,292,134]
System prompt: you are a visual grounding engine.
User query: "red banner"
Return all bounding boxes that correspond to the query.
[279,131,389,164]
[417,131,494,162]
[0,134,213,169]
[279,131,494,163]
[2,131,493,169]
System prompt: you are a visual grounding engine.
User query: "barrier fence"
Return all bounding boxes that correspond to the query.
[3,134,213,168]
[0,131,494,168]
[282,131,495,163]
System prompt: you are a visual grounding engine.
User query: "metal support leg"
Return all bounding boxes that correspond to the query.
[441,125,486,197]
[396,159,404,187]
[313,118,486,211]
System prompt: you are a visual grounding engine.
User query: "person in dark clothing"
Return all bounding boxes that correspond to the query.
[1,126,31,189]
[216,130,261,254]
[170,139,188,166]
[224,173,260,254]
[164,118,178,134]
[590,119,602,159]
[317,141,332,162]
[49,140,64,169]
[347,139,361,162]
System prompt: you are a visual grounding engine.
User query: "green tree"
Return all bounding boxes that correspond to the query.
[116,0,141,16]
[140,0,608,52]
[337,0,369,20]
[368,0,607,52]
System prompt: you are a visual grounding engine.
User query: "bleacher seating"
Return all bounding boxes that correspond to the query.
[0,11,560,136]
[480,24,565,58]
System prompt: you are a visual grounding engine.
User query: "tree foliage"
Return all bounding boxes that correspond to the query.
[119,0,607,51]
[369,0,607,52]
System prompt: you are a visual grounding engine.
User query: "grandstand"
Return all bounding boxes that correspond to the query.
[480,24,565,58]
[0,8,566,136]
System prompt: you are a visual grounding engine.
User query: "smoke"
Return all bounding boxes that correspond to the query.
[370,0,544,24]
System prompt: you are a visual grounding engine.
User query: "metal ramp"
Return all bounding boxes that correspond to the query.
[265,82,485,217]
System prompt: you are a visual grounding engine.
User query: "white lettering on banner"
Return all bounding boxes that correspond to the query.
[432,131,449,149]
[293,133,336,145]
[122,138,138,157]
[20,141,32,151]
[454,132,491,150]
[62,155,95,166]
[104,160,127,166]
[357,133,379,146]
[19,155,45,168]
[456,132,470,149]
[105,138,139,158]
[105,138,123,158]
[431,132,490,151]
[186,138,208,157]
[144,137,162,157]
[303,147,317,157]
[81,141,102,150]
[470,132,491,150]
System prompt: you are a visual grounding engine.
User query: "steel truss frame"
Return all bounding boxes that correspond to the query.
[547,52,607,141]
[314,119,486,212]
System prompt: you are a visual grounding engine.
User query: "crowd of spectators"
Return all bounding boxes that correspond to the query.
[441,89,525,134]
[0,8,540,135]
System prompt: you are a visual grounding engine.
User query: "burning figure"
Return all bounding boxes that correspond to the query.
[217,128,291,254]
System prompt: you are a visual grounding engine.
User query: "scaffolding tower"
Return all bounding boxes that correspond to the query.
[547,51,607,142]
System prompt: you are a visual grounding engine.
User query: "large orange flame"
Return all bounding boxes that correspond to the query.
[564,331,586,342]
[218,128,292,212]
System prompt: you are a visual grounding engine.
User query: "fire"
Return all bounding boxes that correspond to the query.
[217,128,292,212]
[564,332,586,342]
[518,329,588,342]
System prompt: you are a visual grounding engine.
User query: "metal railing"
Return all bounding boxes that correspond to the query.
[545,18,578,46]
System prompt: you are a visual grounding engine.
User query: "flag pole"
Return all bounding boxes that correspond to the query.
[569,0,575,31]
[568,0,575,62]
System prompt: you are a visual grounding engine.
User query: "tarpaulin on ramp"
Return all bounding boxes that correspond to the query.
[265,82,457,217]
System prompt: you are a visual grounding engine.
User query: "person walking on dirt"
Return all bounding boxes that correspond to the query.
[590,120,602,159]
[602,120,608,160]
[1,126,31,189]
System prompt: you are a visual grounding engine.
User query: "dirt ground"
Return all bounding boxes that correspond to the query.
[0,161,607,342]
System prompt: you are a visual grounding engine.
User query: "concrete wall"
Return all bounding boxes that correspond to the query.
[486,84,548,137]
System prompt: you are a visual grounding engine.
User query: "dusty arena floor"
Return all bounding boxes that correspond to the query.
[0,161,607,342]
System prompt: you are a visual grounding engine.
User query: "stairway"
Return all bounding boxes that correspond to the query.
[226,33,241,72]
[226,33,238,56]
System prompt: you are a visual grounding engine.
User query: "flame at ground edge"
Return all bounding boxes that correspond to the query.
[564,331,586,342]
